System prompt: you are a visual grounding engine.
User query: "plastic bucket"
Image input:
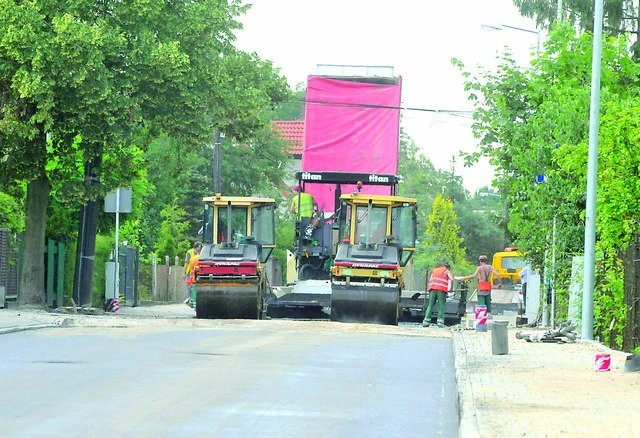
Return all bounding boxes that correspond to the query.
[595,353,611,371]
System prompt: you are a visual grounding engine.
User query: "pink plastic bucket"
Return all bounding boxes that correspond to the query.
[595,353,611,371]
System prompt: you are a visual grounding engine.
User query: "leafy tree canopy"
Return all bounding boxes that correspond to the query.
[513,0,640,58]
[0,0,292,303]
[458,22,640,348]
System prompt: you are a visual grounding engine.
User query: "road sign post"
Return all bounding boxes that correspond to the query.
[105,188,132,301]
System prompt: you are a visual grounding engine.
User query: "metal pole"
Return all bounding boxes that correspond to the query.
[551,216,556,329]
[152,253,157,301]
[542,247,550,327]
[582,0,604,340]
[557,0,563,22]
[500,24,537,35]
[115,189,120,301]
[213,133,218,192]
[213,132,222,193]
[226,201,232,245]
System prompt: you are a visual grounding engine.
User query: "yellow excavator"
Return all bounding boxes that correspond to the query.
[330,191,417,325]
[193,194,275,319]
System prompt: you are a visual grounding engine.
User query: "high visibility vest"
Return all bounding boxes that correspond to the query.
[292,192,314,218]
[428,266,450,292]
[184,248,197,274]
[187,255,200,286]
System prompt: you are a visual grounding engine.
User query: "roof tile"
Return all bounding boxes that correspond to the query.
[273,120,304,155]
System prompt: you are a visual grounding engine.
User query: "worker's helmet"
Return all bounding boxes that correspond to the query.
[443,262,451,270]
[478,255,488,263]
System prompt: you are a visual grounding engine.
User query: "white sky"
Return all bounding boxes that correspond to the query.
[234,1,539,192]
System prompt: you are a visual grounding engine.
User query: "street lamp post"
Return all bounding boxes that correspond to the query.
[212,132,225,193]
[582,0,604,341]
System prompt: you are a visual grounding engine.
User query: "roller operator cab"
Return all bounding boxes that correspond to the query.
[195,195,275,319]
[330,193,417,325]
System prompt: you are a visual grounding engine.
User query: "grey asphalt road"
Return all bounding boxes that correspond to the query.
[0,320,457,437]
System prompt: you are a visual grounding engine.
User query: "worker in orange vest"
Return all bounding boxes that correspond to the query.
[423,262,454,328]
[183,241,201,305]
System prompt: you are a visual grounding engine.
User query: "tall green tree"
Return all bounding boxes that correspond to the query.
[458,23,640,348]
[414,194,466,273]
[555,98,640,349]
[513,0,640,57]
[514,0,633,34]
[0,191,24,233]
[271,88,306,121]
[140,125,291,260]
[456,190,506,261]
[0,1,290,305]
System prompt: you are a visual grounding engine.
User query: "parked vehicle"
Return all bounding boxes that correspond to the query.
[491,248,525,286]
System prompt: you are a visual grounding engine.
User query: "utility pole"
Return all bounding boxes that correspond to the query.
[213,132,224,193]
[582,0,604,340]
[557,0,563,22]
[73,152,101,307]
[449,156,456,199]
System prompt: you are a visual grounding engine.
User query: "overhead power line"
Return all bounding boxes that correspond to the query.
[301,98,473,117]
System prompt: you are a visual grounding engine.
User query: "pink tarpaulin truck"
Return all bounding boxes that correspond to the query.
[295,73,402,281]
[301,74,402,214]
[267,72,424,325]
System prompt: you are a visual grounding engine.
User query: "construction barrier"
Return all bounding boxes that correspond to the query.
[595,353,611,371]
[475,305,488,332]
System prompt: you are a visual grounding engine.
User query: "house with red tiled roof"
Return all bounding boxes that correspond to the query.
[273,120,304,190]
[273,120,304,156]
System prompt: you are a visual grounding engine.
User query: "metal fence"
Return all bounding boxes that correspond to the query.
[0,229,18,298]
[0,230,66,306]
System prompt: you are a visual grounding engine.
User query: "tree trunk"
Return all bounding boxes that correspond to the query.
[19,172,51,306]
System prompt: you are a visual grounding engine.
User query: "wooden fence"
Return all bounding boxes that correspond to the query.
[138,256,282,303]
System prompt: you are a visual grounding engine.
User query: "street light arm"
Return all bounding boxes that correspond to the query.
[481,23,541,54]
[480,24,503,31]
[501,24,541,54]
[500,24,538,35]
